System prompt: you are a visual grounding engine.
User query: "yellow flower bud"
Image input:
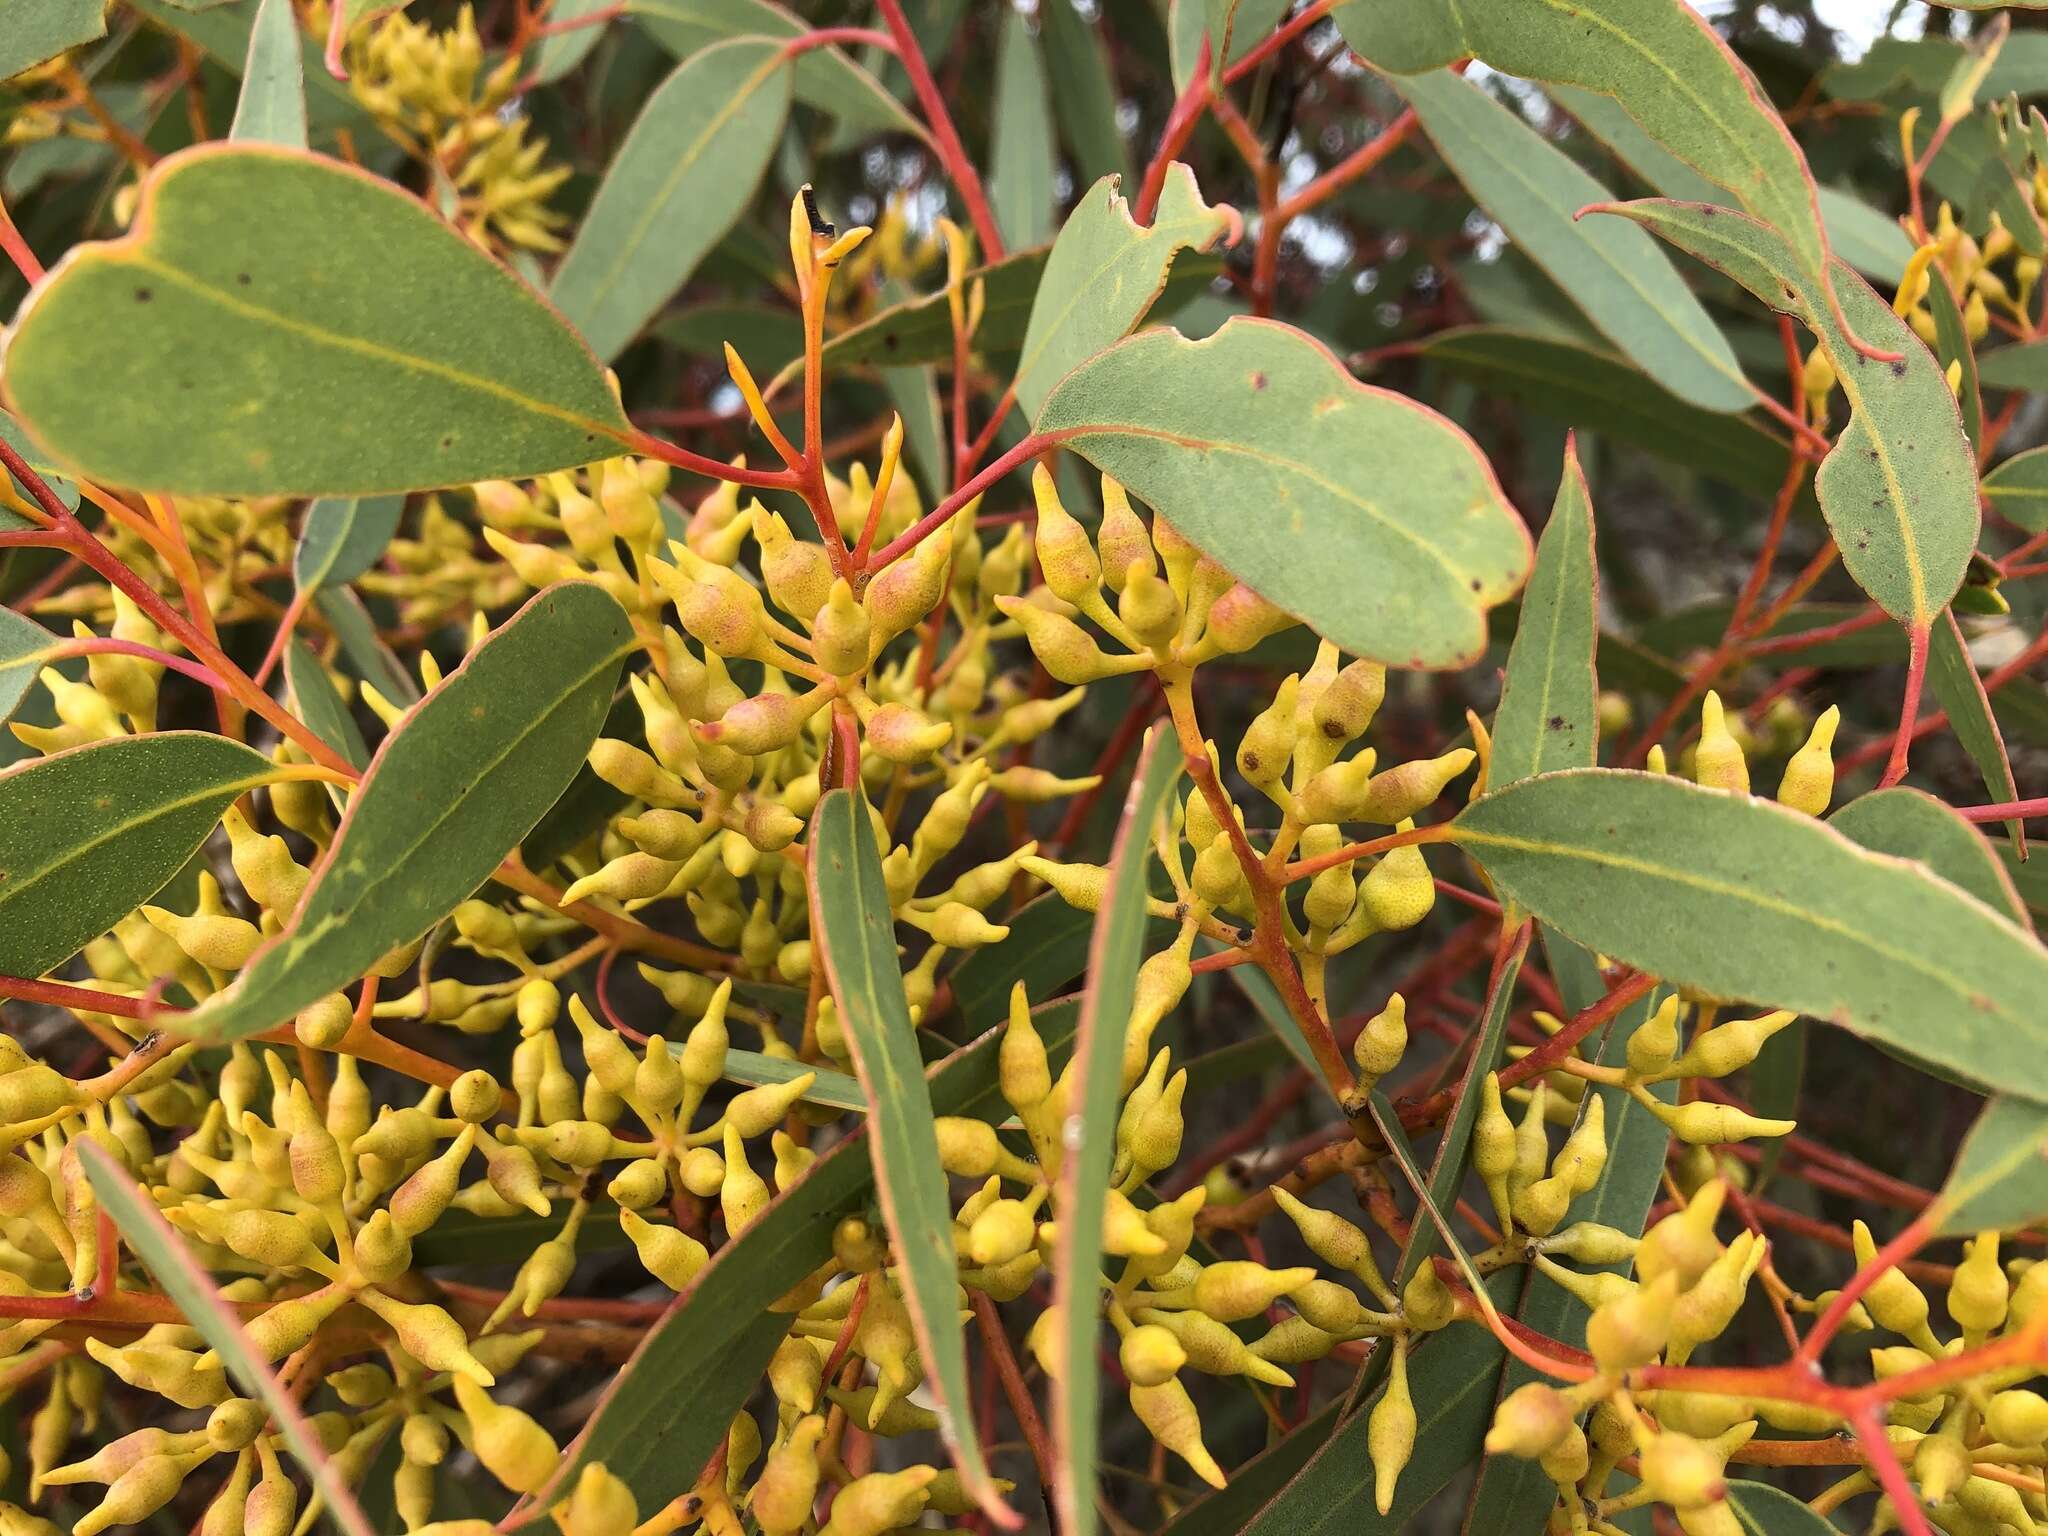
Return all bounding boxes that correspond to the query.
[1120,1324,1188,1387]
[1948,1231,2008,1338]
[1987,1389,2048,1447]
[816,1466,936,1536]
[1626,995,1682,1078]
[1639,1430,1726,1511]
[1636,1178,1726,1289]
[1486,1380,1576,1458]
[141,906,262,970]
[1131,1378,1226,1488]
[994,594,1148,683]
[1353,993,1408,1082]
[1360,830,1435,931]
[751,1415,825,1535]
[1852,1219,1939,1350]
[1668,1011,1795,1081]
[620,1208,708,1290]
[1694,692,1749,794]
[1031,463,1102,604]
[721,1123,771,1233]
[357,1292,492,1385]
[1647,1098,1794,1146]
[863,699,956,763]
[451,1375,558,1493]
[1237,674,1299,793]
[1191,1260,1316,1322]
[1369,1337,1417,1514]
[1587,1270,1679,1371]
[1775,705,1838,816]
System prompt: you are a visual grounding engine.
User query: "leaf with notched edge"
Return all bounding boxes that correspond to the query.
[1038,316,1531,668]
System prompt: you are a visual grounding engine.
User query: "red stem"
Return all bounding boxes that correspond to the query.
[1877,624,1931,789]
[873,0,1003,261]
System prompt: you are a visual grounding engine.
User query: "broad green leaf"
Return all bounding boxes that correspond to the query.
[1983,446,2048,531]
[1976,338,2048,392]
[1726,1480,1849,1535]
[531,0,613,83]
[992,6,1057,251]
[1393,70,1750,414]
[1451,770,2048,1102]
[1336,0,1830,287]
[1491,439,1598,786]
[1041,0,1130,186]
[0,608,50,726]
[1052,735,1181,1536]
[1926,265,1983,449]
[1413,327,1798,498]
[550,38,792,364]
[179,584,632,1042]
[1932,1094,2048,1237]
[1017,163,1237,421]
[535,995,1080,1518]
[294,494,404,595]
[0,0,107,79]
[229,0,308,148]
[809,787,1005,1520]
[1604,199,1976,629]
[1830,786,2026,925]
[77,1141,379,1536]
[1236,1278,1524,1535]
[0,732,272,979]
[3,146,633,497]
[1927,611,2024,854]
[1039,316,1532,668]
[283,638,370,773]
[628,0,926,143]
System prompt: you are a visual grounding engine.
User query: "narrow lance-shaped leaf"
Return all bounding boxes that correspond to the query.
[284,638,370,774]
[1926,263,1984,449]
[1492,436,1599,787]
[1039,316,1532,668]
[1982,445,2048,531]
[1016,163,1238,422]
[531,0,613,84]
[1451,769,2048,1103]
[992,6,1058,251]
[1931,1095,2048,1236]
[1600,198,1977,629]
[178,583,633,1042]
[1040,0,1131,186]
[229,0,309,148]
[808,787,1011,1525]
[77,1140,379,1536]
[1391,70,1751,414]
[0,732,273,980]
[4,145,633,497]
[0,607,52,726]
[1927,610,2025,855]
[1336,0,1833,296]
[1727,1480,1857,1536]
[550,38,793,364]
[1053,733,1182,1536]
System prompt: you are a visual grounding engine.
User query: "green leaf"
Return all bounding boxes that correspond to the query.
[283,639,370,775]
[1169,0,1288,89]
[1815,187,1916,287]
[1337,0,1831,287]
[1156,1399,1343,1535]
[0,607,51,726]
[1412,327,1799,498]
[1603,199,1977,629]
[1830,786,2026,926]
[1017,163,1236,422]
[1976,338,2048,391]
[1982,446,2048,531]
[1927,610,2024,854]
[1235,1278,1524,1535]
[1224,958,1322,1079]
[1039,316,1532,668]
[77,1140,379,1536]
[132,0,370,135]
[1931,1094,2048,1237]
[1491,439,1598,787]
[1052,734,1181,1536]
[0,0,107,79]
[550,38,792,364]
[3,145,633,497]
[1392,70,1751,414]
[629,0,926,144]
[531,0,614,83]
[229,0,308,148]
[1040,0,1130,186]
[1726,1480,1849,1535]
[715,1044,865,1111]
[294,495,404,595]
[314,585,418,706]
[808,787,1006,1521]
[1450,769,2048,1102]
[179,584,632,1041]
[992,5,1057,251]
[536,997,1080,1518]
[0,732,272,979]
[1925,265,1983,449]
